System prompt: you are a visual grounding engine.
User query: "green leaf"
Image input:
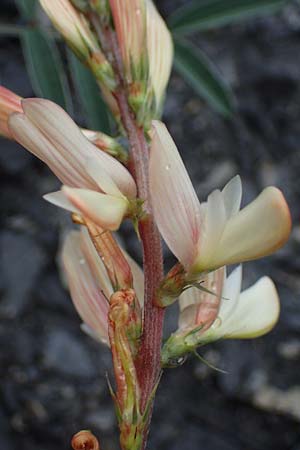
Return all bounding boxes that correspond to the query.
[68,52,112,134]
[169,0,288,34]
[174,38,234,117]
[15,0,37,20]
[21,28,73,112]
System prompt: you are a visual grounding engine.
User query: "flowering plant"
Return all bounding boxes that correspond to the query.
[0,1,292,449]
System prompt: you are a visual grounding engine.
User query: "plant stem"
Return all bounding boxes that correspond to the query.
[96,21,165,449]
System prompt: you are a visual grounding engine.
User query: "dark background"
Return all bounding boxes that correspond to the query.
[1,1,300,449]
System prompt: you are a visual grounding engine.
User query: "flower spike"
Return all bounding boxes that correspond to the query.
[149,120,291,277]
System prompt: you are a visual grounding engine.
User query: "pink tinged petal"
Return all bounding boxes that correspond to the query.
[222,175,242,219]
[43,190,80,214]
[63,187,129,231]
[178,267,225,332]
[209,277,280,340]
[9,114,87,188]
[62,231,109,345]
[15,99,137,197]
[149,121,201,269]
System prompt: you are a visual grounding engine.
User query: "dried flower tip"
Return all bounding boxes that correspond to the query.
[0,86,22,138]
[71,430,100,450]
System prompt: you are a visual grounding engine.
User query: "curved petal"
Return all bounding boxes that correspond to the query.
[209,276,280,340]
[63,187,129,231]
[62,231,109,345]
[13,99,136,198]
[195,187,291,271]
[43,190,80,214]
[149,121,201,268]
[222,175,242,219]
[195,189,226,272]
[85,157,123,198]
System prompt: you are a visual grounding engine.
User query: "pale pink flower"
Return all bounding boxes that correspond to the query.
[161,266,280,365]
[62,227,144,344]
[178,266,280,341]
[109,0,173,115]
[149,121,291,275]
[8,98,136,230]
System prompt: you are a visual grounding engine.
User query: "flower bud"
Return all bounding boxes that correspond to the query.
[71,430,100,450]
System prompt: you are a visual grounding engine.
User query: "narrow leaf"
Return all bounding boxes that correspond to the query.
[21,28,73,112]
[68,52,112,134]
[174,38,234,117]
[15,0,37,20]
[169,0,288,34]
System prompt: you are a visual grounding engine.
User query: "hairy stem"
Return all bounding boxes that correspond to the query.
[98,22,165,449]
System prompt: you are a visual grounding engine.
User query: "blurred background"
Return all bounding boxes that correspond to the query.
[1,0,300,449]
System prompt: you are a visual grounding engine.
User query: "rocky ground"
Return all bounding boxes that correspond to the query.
[1,1,300,449]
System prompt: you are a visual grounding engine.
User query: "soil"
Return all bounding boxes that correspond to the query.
[1,1,300,449]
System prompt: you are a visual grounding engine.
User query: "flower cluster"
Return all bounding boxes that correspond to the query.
[0,1,293,448]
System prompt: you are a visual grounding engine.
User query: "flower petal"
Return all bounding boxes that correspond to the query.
[208,276,280,340]
[85,157,123,198]
[43,190,80,214]
[62,231,109,344]
[222,175,242,219]
[11,99,136,197]
[195,187,291,271]
[63,187,129,231]
[149,121,202,268]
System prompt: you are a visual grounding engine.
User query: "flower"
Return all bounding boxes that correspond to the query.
[8,98,137,230]
[109,0,173,121]
[161,265,280,366]
[149,121,291,277]
[62,227,144,344]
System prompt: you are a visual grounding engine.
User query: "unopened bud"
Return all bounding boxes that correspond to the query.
[71,430,100,450]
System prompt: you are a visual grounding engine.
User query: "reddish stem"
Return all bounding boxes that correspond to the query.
[96,22,165,448]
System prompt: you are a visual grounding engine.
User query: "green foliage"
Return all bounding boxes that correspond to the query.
[168,0,289,116]
[68,52,112,134]
[169,0,288,35]
[21,28,73,112]
[15,0,37,21]
[174,38,234,117]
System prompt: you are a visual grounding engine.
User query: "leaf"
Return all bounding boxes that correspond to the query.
[169,0,288,34]
[68,52,112,134]
[15,0,37,20]
[21,28,73,112]
[174,38,234,117]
